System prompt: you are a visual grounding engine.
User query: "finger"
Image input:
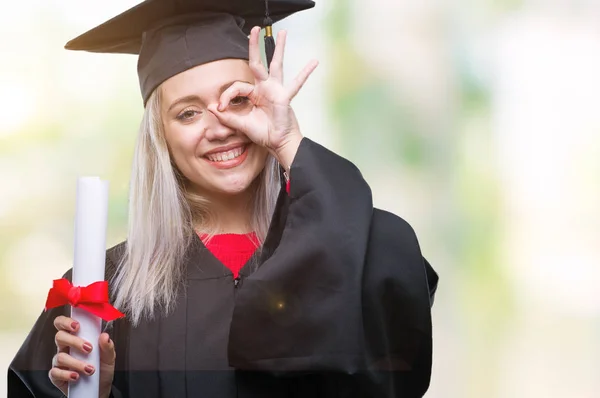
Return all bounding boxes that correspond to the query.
[48,368,69,397]
[207,104,248,133]
[53,316,79,333]
[99,333,116,367]
[55,330,93,354]
[269,30,287,82]
[52,352,96,376]
[249,26,268,81]
[287,59,319,100]
[49,366,80,385]
[218,82,255,111]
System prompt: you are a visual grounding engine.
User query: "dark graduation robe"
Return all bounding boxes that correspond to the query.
[8,138,439,398]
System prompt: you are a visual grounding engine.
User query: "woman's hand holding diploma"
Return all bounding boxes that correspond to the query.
[49,315,115,398]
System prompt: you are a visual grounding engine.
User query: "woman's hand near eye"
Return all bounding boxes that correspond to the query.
[229,96,249,106]
[207,27,318,171]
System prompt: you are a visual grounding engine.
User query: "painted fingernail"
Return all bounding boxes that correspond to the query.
[83,343,93,353]
[84,365,95,375]
[71,373,79,381]
[71,322,78,330]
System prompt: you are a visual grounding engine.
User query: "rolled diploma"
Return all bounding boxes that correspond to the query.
[68,177,109,398]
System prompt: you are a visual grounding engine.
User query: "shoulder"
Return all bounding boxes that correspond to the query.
[371,208,421,251]
[105,241,127,278]
[106,241,127,263]
[55,241,127,289]
[367,208,428,287]
[371,208,439,303]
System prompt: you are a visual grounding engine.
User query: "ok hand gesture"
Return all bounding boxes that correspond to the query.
[208,27,318,170]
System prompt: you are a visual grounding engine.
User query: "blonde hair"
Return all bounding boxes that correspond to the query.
[112,87,281,325]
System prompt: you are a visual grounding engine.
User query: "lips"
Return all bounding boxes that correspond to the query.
[202,144,250,169]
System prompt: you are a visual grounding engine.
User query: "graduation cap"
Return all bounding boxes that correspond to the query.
[65,0,315,104]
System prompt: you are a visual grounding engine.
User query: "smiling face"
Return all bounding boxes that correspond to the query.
[160,58,269,200]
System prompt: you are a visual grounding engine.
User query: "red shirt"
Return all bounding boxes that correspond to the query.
[199,176,289,278]
[200,233,259,278]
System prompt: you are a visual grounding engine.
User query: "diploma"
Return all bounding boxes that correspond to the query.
[69,177,109,398]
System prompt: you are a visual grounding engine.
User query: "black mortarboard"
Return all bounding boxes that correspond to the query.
[65,0,315,104]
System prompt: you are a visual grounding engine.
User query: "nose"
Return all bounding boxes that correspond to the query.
[203,109,235,141]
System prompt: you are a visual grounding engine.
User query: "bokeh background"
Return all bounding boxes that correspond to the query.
[2,0,599,396]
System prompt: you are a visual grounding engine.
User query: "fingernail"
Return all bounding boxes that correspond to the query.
[83,343,93,353]
[71,322,78,330]
[217,103,223,111]
[71,373,79,381]
[84,365,95,375]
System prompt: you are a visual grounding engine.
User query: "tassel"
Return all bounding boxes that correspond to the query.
[264,26,276,70]
[263,0,275,70]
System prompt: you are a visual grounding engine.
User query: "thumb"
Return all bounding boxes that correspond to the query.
[207,104,248,133]
[98,332,116,366]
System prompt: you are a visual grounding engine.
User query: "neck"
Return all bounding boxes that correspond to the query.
[195,187,255,235]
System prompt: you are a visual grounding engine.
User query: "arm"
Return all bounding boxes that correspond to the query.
[229,137,374,371]
[8,303,69,398]
[360,210,437,397]
[229,141,437,396]
[8,265,126,398]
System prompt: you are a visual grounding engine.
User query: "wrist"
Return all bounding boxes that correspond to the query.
[272,133,303,173]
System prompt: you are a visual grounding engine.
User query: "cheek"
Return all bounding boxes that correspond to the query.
[245,148,270,183]
[165,124,202,163]
[253,147,270,169]
[247,147,269,176]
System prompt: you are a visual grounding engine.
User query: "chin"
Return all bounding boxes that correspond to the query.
[211,171,260,196]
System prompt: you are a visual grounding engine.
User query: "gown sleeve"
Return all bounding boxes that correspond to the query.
[359,209,438,397]
[229,137,374,371]
[229,138,438,396]
[8,270,73,398]
[424,257,439,307]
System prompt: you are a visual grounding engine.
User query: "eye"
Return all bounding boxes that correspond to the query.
[230,96,250,106]
[176,108,201,122]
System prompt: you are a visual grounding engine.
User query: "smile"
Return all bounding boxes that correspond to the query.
[205,145,246,162]
[203,145,249,169]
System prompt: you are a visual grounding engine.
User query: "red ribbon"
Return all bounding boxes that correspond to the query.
[45,278,125,321]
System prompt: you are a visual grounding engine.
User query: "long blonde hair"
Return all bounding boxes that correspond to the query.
[112,87,281,325]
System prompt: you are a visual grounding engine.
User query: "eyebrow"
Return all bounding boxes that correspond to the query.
[167,80,253,113]
[167,95,201,113]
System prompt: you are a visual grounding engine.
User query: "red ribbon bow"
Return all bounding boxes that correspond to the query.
[45,278,125,321]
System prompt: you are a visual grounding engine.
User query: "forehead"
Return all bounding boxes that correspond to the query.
[160,58,253,103]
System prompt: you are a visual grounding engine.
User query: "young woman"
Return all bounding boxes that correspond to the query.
[9,1,438,397]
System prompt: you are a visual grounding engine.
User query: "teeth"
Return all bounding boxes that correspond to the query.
[207,146,244,162]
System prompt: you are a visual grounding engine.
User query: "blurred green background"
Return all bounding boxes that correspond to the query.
[2,1,599,396]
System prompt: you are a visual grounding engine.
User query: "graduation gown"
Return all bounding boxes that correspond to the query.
[8,138,439,398]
